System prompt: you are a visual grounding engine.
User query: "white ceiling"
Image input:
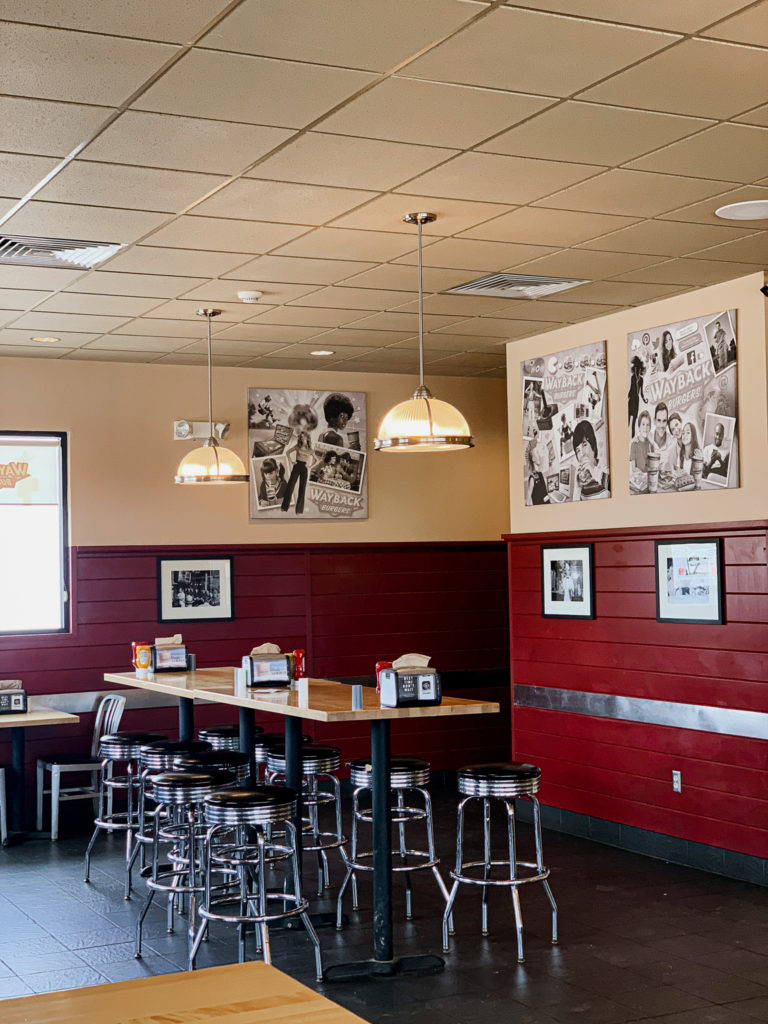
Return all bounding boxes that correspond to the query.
[0,0,767,378]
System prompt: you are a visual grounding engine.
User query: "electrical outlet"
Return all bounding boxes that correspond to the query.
[672,770,682,793]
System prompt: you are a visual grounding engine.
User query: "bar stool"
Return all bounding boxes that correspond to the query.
[337,756,450,929]
[254,732,312,781]
[199,725,263,751]
[174,749,250,782]
[135,768,236,959]
[442,762,558,963]
[190,785,323,980]
[266,744,345,895]
[84,731,167,898]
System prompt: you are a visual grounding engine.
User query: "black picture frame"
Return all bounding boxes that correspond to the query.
[654,538,724,625]
[157,556,234,623]
[541,543,595,619]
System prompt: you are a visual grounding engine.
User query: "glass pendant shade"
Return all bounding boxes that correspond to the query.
[374,212,474,453]
[175,441,248,484]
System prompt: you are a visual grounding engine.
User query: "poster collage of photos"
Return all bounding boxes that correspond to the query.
[247,388,368,520]
[521,340,610,505]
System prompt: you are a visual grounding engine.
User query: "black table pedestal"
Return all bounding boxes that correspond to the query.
[238,707,257,784]
[178,696,194,743]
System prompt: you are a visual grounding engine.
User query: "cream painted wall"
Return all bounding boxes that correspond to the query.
[0,359,509,545]
[506,273,768,533]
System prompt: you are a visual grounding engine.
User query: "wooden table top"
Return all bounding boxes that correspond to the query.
[104,667,500,723]
[0,707,79,730]
[0,961,370,1023]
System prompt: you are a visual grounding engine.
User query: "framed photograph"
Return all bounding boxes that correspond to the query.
[655,539,724,625]
[541,544,595,619]
[157,557,234,623]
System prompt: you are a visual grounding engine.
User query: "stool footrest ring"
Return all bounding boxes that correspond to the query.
[449,859,549,887]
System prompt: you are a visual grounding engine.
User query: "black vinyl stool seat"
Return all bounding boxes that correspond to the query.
[174,750,250,782]
[84,731,168,899]
[338,754,448,929]
[266,744,344,896]
[254,733,313,769]
[443,760,557,964]
[199,725,263,751]
[189,784,323,979]
[140,740,213,772]
[135,768,236,960]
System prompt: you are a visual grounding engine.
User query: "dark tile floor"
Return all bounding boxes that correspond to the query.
[0,792,766,1024]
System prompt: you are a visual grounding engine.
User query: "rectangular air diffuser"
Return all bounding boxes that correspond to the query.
[444,272,589,299]
[0,234,123,269]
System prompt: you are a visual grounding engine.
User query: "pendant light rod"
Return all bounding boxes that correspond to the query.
[198,307,221,443]
[403,212,436,391]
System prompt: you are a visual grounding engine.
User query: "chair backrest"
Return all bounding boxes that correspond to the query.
[91,694,127,757]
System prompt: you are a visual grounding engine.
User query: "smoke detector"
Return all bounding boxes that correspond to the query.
[444,272,589,299]
[0,233,122,269]
[237,290,263,303]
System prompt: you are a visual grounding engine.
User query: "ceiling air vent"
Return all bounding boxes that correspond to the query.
[444,272,589,300]
[0,234,123,270]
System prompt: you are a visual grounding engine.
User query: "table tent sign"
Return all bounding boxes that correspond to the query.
[627,309,738,495]
[521,340,610,505]
[247,387,368,520]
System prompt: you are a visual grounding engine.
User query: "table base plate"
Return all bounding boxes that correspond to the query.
[323,954,445,982]
[273,911,345,931]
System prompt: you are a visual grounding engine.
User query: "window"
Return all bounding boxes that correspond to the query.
[0,432,68,635]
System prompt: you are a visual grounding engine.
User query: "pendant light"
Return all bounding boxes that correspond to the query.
[174,308,248,484]
[374,212,474,452]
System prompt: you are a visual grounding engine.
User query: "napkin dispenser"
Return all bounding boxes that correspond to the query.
[379,666,441,708]
[241,653,293,687]
[0,682,27,714]
[150,644,189,672]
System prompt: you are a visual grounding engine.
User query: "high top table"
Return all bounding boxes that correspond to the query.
[104,667,499,981]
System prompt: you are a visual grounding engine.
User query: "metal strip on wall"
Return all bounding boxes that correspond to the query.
[514,685,768,741]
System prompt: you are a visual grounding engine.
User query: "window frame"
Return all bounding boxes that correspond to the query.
[0,429,70,637]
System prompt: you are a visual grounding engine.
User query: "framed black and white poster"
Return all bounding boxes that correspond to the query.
[655,539,724,624]
[157,557,234,623]
[541,544,595,619]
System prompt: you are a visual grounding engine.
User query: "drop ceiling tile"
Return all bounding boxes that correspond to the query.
[628,124,768,184]
[290,286,412,311]
[143,300,254,323]
[393,237,556,271]
[435,317,517,338]
[282,343,376,359]
[0,266,83,289]
[460,207,639,247]
[0,23,175,105]
[82,112,293,176]
[338,263,467,292]
[0,98,109,158]
[111,319,215,338]
[153,352,245,366]
[241,355,347,370]
[213,323,323,343]
[322,78,553,149]
[0,328,98,348]
[553,280,687,304]
[734,103,768,128]
[659,184,768,225]
[135,50,376,128]
[273,228,416,263]
[512,248,664,278]
[329,193,512,236]
[0,289,51,310]
[401,152,602,205]
[579,219,760,256]
[406,8,673,95]
[177,339,286,357]
[248,135,456,192]
[2,0,231,42]
[1,202,167,244]
[687,232,768,264]
[39,161,225,214]
[248,306,365,328]
[65,349,158,363]
[103,246,249,277]
[180,280,315,304]
[35,293,160,316]
[0,153,61,199]
[0,199,18,219]
[200,0,475,71]
[69,271,208,298]
[504,0,750,32]
[393,294,512,316]
[490,300,620,322]
[537,169,737,217]
[479,102,712,166]
[428,351,506,370]
[337,348,421,368]
[224,255,375,285]
[391,334,497,354]
[348,311,466,333]
[613,258,762,285]
[299,328,412,347]
[81,334,183,353]
[703,2,768,46]
[12,311,131,333]
[144,217,307,254]
[0,344,72,359]
[580,39,768,119]
[194,178,373,225]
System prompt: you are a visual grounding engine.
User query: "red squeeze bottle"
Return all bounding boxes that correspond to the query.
[375,661,392,694]
[292,649,306,679]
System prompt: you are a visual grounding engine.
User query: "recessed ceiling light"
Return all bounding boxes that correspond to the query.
[31,335,61,344]
[715,200,768,221]
[310,349,335,356]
